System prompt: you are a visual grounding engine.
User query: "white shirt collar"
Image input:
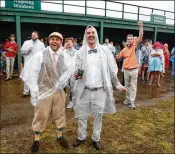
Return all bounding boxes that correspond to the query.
[87,45,97,51]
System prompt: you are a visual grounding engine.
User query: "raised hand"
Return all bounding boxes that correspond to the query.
[137,21,143,27]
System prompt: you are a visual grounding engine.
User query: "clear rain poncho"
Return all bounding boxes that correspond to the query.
[21,39,45,63]
[73,25,122,115]
[20,46,73,106]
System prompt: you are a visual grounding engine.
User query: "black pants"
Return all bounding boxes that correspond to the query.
[122,72,125,86]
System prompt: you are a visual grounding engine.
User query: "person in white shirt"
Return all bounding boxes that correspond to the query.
[103,38,116,55]
[21,31,45,97]
[72,25,127,150]
[64,37,78,109]
[20,32,73,152]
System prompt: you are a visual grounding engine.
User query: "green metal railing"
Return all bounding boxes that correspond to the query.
[41,0,174,25]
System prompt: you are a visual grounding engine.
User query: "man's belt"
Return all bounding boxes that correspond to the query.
[125,67,138,70]
[85,87,103,91]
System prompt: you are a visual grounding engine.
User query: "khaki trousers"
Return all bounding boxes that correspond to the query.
[32,91,66,132]
[6,57,15,78]
[124,68,138,102]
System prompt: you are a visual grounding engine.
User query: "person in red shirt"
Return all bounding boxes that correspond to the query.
[4,34,18,81]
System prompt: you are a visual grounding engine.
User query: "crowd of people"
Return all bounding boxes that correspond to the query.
[1,33,174,82]
[115,38,174,88]
[101,36,174,88]
[0,21,174,152]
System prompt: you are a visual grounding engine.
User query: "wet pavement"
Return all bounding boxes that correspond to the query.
[0,68,174,149]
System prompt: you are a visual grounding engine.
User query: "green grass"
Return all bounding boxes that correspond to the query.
[1,97,174,153]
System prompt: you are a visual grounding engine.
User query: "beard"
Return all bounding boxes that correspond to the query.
[32,38,37,41]
[51,44,59,51]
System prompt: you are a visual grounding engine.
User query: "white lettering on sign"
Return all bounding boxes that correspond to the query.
[13,0,35,9]
[152,15,165,24]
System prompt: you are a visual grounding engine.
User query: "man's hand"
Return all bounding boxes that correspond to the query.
[74,70,79,80]
[138,21,143,39]
[116,54,120,60]
[116,85,128,92]
[31,91,39,99]
[138,21,143,27]
[30,91,39,105]
[64,43,69,49]
[7,48,14,52]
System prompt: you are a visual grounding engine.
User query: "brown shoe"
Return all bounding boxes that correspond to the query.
[57,137,69,148]
[73,139,86,148]
[92,141,102,150]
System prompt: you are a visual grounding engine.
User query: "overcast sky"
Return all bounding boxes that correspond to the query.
[1,0,174,25]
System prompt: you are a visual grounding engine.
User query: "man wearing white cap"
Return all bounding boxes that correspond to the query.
[72,26,127,150]
[20,32,73,152]
[21,31,45,97]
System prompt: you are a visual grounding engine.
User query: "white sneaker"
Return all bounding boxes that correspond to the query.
[23,92,29,95]
[5,77,10,81]
[66,101,74,109]
[123,100,130,105]
[129,103,136,109]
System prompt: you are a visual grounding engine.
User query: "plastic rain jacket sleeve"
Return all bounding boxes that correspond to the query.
[20,47,73,106]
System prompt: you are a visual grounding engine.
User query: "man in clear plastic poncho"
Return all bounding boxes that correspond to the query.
[72,26,127,150]
[21,31,45,97]
[20,32,73,152]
